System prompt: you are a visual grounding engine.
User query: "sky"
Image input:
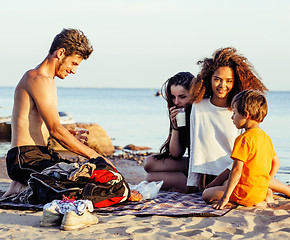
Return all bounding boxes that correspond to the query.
[1,0,290,91]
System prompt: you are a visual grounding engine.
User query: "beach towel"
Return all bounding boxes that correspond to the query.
[94,191,237,217]
[0,190,235,217]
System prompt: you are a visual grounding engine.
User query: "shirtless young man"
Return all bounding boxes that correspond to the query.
[3,28,112,197]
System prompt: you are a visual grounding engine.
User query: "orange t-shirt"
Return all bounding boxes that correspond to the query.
[230,128,276,207]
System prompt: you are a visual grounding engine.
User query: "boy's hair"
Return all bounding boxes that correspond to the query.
[231,89,268,122]
[49,28,93,59]
[189,47,268,106]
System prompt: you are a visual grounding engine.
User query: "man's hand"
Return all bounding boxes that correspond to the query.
[212,196,229,210]
[69,129,89,146]
[69,128,115,167]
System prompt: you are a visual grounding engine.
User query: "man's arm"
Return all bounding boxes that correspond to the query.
[27,76,102,160]
[212,159,243,209]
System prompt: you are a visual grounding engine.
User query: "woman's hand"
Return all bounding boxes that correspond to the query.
[169,106,180,129]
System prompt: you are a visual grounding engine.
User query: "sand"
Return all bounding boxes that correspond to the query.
[0,155,290,240]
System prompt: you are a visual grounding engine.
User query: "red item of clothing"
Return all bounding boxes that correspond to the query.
[93,196,126,208]
[89,170,119,183]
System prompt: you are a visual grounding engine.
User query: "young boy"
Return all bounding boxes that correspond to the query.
[202,89,281,209]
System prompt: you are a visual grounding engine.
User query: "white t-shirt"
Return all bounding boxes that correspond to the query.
[187,98,241,186]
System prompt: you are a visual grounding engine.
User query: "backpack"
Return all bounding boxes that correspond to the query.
[28,157,130,208]
[83,157,130,208]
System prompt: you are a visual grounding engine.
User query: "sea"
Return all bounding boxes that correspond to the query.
[0,87,289,184]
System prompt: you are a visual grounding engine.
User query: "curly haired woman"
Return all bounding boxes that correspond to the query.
[187,47,290,198]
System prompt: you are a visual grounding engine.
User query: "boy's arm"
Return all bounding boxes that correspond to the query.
[212,159,243,210]
[269,155,280,179]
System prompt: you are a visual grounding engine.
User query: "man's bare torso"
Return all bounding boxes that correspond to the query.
[11,70,57,148]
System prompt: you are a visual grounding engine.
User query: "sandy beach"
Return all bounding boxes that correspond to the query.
[0,155,290,240]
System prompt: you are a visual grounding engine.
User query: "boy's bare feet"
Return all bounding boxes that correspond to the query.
[265,188,274,203]
[265,188,276,207]
[2,180,27,198]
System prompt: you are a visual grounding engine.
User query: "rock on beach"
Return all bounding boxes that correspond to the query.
[49,123,115,155]
[123,144,152,151]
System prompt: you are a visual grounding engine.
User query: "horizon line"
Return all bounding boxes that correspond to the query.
[0,86,290,92]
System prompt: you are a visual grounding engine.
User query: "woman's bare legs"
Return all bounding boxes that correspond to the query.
[205,169,230,189]
[144,155,188,192]
[202,185,226,203]
[146,172,187,192]
[144,155,188,173]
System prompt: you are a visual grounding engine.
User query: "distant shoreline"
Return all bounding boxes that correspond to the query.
[0,86,290,92]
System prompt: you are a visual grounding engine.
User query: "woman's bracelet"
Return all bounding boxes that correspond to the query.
[172,127,179,131]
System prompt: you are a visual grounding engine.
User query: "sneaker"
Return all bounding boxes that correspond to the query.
[60,210,98,230]
[40,208,63,227]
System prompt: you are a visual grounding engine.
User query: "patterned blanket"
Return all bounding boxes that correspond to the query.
[94,191,237,217]
[0,190,236,217]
